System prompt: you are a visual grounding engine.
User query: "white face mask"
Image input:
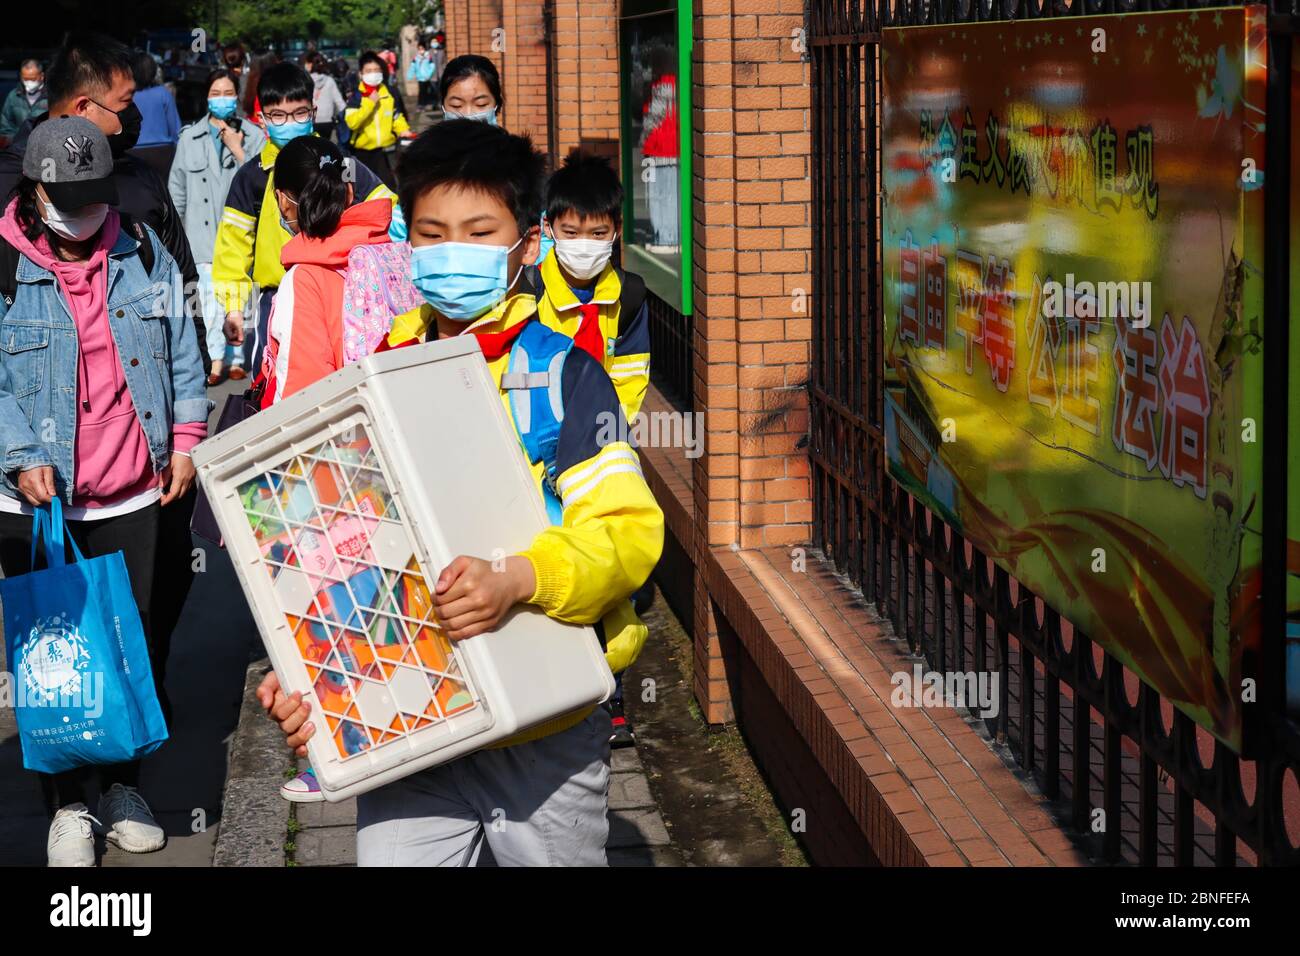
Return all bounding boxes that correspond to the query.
[552,236,615,281]
[41,200,109,242]
[22,79,42,94]
[361,71,384,87]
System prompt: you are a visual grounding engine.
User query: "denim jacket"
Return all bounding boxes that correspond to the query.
[0,224,212,503]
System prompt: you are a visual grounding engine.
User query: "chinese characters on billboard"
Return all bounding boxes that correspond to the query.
[881,7,1267,749]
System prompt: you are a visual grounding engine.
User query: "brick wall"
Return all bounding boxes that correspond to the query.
[691,0,813,720]
[499,0,550,154]
[550,0,621,159]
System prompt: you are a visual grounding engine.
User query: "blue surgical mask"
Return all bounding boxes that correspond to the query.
[444,107,497,125]
[536,214,553,265]
[208,96,238,120]
[279,195,298,235]
[266,117,314,147]
[410,237,524,321]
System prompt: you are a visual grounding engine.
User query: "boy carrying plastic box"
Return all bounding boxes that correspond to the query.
[257,120,664,866]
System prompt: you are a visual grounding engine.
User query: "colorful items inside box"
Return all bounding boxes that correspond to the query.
[237,427,478,760]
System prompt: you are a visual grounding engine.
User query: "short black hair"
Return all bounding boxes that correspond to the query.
[546,153,623,226]
[131,51,159,89]
[46,32,132,106]
[358,51,386,77]
[396,119,544,235]
[257,61,313,110]
[275,137,350,239]
[438,54,502,107]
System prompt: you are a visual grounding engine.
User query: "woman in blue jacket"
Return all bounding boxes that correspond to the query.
[127,52,181,182]
[168,69,266,384]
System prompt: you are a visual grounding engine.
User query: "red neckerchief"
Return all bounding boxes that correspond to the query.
[473,319,529,360]
[375,317,530,360]
[573,303,604,363]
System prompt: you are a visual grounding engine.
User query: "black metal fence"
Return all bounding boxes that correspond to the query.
[647,290,695,410]
[808,0,1300,864]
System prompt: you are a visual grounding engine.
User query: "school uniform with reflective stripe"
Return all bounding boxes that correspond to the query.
[384,293,665,747]
[343,83,410,151]
[534,252,651,422]
[210,138,397,314]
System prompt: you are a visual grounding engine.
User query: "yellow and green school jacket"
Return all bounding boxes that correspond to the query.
[343,82,410,151]
[211,137,397,314]
[534,252,652,422]
[384,292,665,747]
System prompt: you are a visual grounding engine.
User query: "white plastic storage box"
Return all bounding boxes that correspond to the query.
[191,337,615,802]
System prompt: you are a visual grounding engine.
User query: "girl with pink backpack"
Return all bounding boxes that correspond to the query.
[260,137,422,407]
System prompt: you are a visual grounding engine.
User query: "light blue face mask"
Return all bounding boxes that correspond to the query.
[389,203,408,243]
[410,237,523,321]
[536,213,553,265]
[266,117,314,147]
[208,96,238,120]
[444,107,497,125]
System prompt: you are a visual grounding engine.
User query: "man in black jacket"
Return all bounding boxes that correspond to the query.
[0,33,210,371]
[0,33,209,717]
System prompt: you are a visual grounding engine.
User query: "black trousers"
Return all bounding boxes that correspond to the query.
[0,503,166,813]
[352,147,397,190]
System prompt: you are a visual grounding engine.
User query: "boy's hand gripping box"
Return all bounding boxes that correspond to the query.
[191,336,615,801]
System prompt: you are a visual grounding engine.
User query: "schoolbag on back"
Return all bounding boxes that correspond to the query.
[341,241,424,364]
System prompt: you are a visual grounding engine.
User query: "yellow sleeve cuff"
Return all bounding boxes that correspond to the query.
[521,543,567,612]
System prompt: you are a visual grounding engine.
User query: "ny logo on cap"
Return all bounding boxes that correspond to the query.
[63,134,95,170]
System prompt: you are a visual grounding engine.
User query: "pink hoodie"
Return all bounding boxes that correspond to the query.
[0,200,206,508]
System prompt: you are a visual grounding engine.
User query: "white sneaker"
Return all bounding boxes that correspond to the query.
[47,803,98,867]
[97,784,166,854]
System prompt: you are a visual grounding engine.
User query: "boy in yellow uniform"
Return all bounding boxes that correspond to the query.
[533,153,654,744]
[533,153,651,424]
[343,51,412,190]
[258,120,664,866]
[212,62,396,376]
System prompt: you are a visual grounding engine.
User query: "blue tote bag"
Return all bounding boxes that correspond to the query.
[0,498,168,774]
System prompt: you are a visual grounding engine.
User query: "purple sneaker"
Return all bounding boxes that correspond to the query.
[280,767,325,803]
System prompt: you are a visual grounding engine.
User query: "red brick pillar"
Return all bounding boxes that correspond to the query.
[691,0,812,722]
[551,1,621,159]
[500,0,550,154]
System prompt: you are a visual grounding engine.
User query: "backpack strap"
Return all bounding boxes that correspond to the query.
[616,268,646,336]
[501,320,573,526]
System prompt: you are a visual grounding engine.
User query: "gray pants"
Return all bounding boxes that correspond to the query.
[356,708,612,866]
[647,158,679,247]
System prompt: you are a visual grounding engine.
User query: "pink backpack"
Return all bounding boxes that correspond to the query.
[341,242,425,364]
